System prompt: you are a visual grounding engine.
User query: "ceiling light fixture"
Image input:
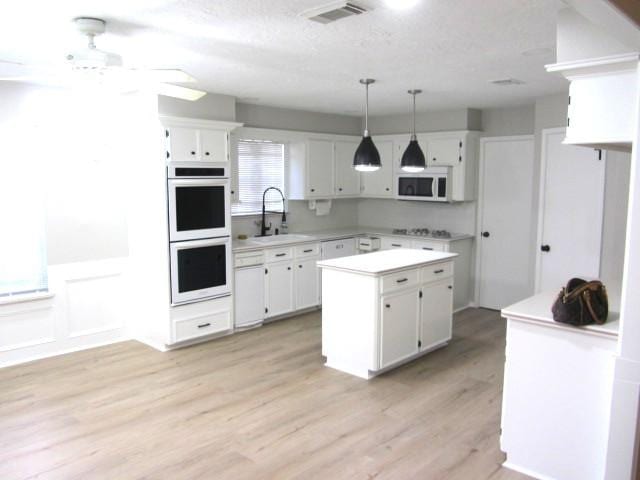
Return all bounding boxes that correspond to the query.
[383,0,420,10]
[400,89,425,172]
[353,78,381,172]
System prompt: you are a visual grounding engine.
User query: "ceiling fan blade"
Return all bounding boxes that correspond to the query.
[154,83,207,101]
[143,69,196,84]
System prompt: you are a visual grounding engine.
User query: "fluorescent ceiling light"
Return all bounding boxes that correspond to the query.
[383,0,420,10]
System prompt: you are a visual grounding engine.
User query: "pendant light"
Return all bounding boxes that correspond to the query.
[400,89,426,172]
[353,78,381,172]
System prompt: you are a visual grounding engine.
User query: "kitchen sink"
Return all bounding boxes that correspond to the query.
[251,234,313,245]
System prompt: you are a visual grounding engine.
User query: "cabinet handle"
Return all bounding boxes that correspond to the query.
[396,278,408,283]
[386,187,390,191]
[448,285,453,290]
[191,151,196,155]
[360,243,370,247]
[276,253,286,257]
[422,247,433,251]
[197,323,211,329]
[391,243,401,247]
[434,269,444,274]
[310,188,315,192]
[338,187,343,191]
[205,152,210,156]
[287,266,292,271]
[433,157,437,162]
[299,264,303,268]
[303,249,313,253]
[541,245,551,252]
[385,304,391,308]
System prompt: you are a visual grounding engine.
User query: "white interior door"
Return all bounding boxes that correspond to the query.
[477,136,535,310]
[536,128,606,292]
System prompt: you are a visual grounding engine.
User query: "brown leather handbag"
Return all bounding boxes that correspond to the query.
[551,278,609,326]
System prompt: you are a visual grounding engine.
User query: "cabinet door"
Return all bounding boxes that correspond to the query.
[361,140,393,197]
[199,129,228,163]
[380,288,420,368]
[334,141,360,196]
[167,127,199,162]
[265,262,294,318]
[307,139,334,198]
[426,135,462,167]
[295,258,319,309]
[234,267,265,327]
[420,280,453,350]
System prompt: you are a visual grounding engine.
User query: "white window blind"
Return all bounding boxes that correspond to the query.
[232,139,285,215]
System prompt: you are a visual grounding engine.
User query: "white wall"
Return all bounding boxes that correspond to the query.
[159,92,236,122]
[368,108,481,135]
[481,105,535,136]
[236,102,361,135]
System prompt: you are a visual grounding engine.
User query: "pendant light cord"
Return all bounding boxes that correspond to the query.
[364,82,369,137]
[411,92,416,140]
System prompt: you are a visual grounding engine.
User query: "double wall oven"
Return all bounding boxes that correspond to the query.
[167,162,231,305]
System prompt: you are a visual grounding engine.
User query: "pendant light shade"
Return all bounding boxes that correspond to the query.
[400,89,426,172]
[354,78,381,172]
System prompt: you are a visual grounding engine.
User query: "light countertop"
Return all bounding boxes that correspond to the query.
[502,291,619,339]
[317,249,457,276]
[232,226,473,252]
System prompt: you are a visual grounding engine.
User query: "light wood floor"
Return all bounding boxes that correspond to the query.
[0,308,531,480]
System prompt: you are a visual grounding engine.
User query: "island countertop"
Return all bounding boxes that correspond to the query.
[317,248,457,276]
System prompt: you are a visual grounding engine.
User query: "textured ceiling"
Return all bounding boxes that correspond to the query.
[0,0,568,115]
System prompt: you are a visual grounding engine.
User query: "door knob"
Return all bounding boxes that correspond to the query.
[482,231,490,238]
[541,245,551,252]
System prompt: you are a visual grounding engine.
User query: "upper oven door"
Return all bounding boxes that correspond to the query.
[170,237,231,305]
[168,178,230,241]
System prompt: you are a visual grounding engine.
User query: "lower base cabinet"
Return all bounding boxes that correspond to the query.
[295,258,320,310]
[420,280,453,350]
[380,287,421,368]
[265,261,294,318]
[234,265,265,328]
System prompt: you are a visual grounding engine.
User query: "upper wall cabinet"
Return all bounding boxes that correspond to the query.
[361,140,394,198]
[334,140,360,196]
[546,53,639,152]
[289,139,335,199]
[161,116,242,164]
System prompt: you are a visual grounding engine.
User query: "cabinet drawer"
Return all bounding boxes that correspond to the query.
[294,243,320,259]
[381,237,410,250]
[381,269,419,293]
[234,251,264,267]
[265,247,293,263]
[174,310,231,343]
[411,240,447,252]
[421,262,453,283]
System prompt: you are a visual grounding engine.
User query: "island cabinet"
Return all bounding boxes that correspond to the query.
[318,249,457,379]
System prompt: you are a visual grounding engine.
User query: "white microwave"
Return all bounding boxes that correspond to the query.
[396,167,451,202]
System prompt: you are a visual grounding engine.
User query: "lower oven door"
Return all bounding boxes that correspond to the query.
[170,237,231,305]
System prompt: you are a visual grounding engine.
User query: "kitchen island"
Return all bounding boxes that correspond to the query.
[318,249,457,379]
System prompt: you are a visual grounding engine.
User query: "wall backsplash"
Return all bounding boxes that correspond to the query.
[232,198,477,239]
[231,199,359,238]
[357,199,477,234]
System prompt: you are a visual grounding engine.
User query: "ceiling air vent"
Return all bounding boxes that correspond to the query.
[302,1,368,24]
[490,78,526,86]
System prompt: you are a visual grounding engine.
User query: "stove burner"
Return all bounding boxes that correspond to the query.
[391,227,452,238]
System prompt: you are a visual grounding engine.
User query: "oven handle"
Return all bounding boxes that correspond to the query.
[168,178,230,187]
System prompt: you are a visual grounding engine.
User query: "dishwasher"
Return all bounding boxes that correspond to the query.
[233,251,265,328]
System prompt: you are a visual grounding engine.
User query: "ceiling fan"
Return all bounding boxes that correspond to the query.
[0,17,207,101]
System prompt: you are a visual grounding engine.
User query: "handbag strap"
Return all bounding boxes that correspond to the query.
[562,281,603,303]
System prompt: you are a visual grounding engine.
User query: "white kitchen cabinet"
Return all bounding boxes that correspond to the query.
[165,126,229,163]
[420,279,453,350]
[319,250,456,379]
[411,239,446,252]
[380,287,421,368]
[427,134,463,167]
[361,140,394,198]
[265,261,294,318]
[289,139,335,199]
[546,53,638,151]
[334,140,360,196]
[381,237,410,250]
[295,258,320,309]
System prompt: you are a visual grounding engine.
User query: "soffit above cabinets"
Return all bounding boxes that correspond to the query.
[0,0,567,114]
